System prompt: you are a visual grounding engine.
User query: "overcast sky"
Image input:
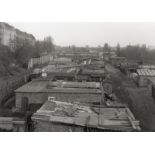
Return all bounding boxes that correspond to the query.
[9,22,155,47]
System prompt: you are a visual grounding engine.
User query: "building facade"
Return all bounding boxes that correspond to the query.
[0,23,35,49]
[15,80,102,111]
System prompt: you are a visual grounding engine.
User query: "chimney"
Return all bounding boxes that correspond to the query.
[48,96,55,102]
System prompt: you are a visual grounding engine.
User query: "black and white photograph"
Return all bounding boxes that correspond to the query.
[1,0,155,154]
[1,22,155,132]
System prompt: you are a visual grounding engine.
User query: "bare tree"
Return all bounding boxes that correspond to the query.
[43,36,55,53]
[103,43,111,53]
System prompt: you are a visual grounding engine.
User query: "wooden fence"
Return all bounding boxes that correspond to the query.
[28,55,53,69]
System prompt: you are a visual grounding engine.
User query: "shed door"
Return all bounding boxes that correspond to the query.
[21,97,29,111]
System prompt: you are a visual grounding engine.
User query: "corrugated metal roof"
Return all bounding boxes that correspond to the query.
[137,69,155,76]
[32,100,141,131]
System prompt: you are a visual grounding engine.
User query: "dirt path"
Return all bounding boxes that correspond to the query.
[106,63,155,131]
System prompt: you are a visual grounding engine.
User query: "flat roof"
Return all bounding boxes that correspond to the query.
[81,68,105,75]
[111,56,126,60]
[43,65,77,73]
[32,100,141,131]
[15,80,101,94]
[43,64,106,74]
[79,57,100,61]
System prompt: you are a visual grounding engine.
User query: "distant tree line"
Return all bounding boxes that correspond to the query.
[69,45,89,53]
[116,44,155,64]
[101,43,155,64]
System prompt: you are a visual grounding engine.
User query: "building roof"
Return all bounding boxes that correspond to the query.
[79,57,100,62]
[43,65,77,73]
[15,80,101,94]
[32,100,141,131]
[80,68,105,75]
[139,65,155,69]
[0,22,14,30]
[48,81,100,89]
[41,64,106,77]
[111,56,126,60]
[137,69,155,76]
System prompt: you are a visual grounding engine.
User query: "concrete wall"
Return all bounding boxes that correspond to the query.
[16,92,101,110]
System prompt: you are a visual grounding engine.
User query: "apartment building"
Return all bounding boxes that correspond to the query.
[0,22,35,49]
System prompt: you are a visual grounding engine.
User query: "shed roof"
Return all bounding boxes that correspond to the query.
[137,69,155,76]
[32,100,141,131]
[15,80,101,94]
[79,57,100,62]
[139,65,155,69]
[48,81,100,89]
[111,56,126,60]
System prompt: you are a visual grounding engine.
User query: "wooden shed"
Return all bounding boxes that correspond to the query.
[136,69,155,87]
[15,80,102,111]
[32,99,141,132]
